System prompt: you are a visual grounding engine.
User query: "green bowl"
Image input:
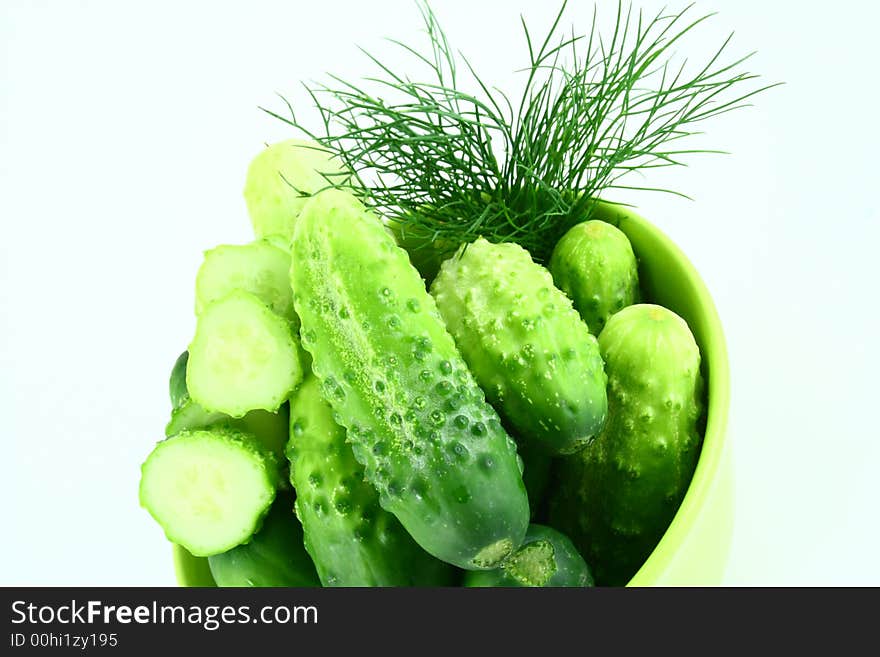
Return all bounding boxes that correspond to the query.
[172,202,732,587]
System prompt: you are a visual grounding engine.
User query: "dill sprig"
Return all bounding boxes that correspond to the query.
[267,0,777,263]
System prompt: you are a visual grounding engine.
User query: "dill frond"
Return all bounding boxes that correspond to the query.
[267,0,778,263]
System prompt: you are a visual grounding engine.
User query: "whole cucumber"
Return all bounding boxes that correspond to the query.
[464,524,594,587]
[208,492,320,587]
[430,238,607,455]
[549,220,640,335]
[287,373,454,586]
[290,189,529,570]
[549,304,704,585]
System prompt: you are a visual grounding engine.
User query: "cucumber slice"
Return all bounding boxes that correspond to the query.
[195,241,296,325]
[208,492,319,587]
[165,350,289,457]
[139,428,279,557]
[187,291,302,417]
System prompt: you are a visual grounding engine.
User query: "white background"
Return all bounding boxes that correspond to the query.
[1,0,877,585]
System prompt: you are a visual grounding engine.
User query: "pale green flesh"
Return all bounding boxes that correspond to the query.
[195,240,297,325]
[503,540,557,586]
[139,430,277,557]
[187,291,302,417]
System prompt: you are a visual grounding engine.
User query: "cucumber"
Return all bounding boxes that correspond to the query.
[195,240,297,327]
[519,441,552,520]
[165,350,289,457]
[139,428,280,557]
[388,220,459,284]
[548,304,704,585]
[464,524,594,587]
[187,291,302,418]
[243,139,349,242]
[549,220,640,335]
[208,492,319,587]
[430,237,608,455]
[290,189,529,570]
[169,351,190,410]
[288,373,454,586]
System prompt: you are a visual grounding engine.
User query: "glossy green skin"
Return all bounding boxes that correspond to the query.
[287,374,453,586]
[208,493,319,587]
[550,220,641,335]
[549,304,704,585]
[464,524,593,587]
[169,351,190,410]
[291,189,529,570]
[430,238,608,455]
[550,220,641,336]
[243,139,349,242]
[165,351,289,458]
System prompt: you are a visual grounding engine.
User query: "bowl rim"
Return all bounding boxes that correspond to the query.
[172,203,731,587]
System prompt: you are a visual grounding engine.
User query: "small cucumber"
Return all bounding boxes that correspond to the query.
[165,350,289,458]
[464,524,594,587]
[195,240,297,327]
[291,189,529,570]
[243,139,349,242]
[288,373,454,586]
[139,428,280,557]
[549,220,640,335]
[208,492,319,587]
[548,304,704,585]
[187,291,302,418]
[430,238,608,455]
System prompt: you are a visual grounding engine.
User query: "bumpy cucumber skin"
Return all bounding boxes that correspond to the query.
[165,351,289,458]
[464,524,594,587]
[548,304,704,585]
[208,493,319,587]
[549,220,640,335]
[139,428,281,557]
[430,238,608,455]
[287,374,454,586]
[291,189,529,570]
[243,139,348,242]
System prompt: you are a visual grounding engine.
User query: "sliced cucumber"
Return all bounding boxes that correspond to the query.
[139,428,280,557]
[166,350,289,457]
[187,291,302,417]
[195,241,296,326]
